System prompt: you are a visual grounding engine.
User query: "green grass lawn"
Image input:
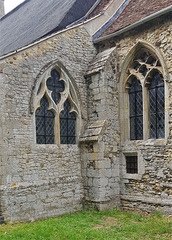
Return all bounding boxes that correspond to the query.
[0,209,171,240]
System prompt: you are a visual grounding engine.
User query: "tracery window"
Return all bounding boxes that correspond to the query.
[126,49,165,140]
[35,67,80,145]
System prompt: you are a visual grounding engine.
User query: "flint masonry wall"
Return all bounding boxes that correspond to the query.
[98,15,172,214]
[0,26,96,222]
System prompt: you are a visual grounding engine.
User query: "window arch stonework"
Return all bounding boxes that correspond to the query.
[119,42,169,143]
[31,64,81,145]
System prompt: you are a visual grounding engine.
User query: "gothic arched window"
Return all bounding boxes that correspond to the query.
[125,48,165,141]
[34,67,80,145]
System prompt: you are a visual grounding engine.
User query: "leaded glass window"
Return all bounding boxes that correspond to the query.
[126,49,165,141]
[129,78,143,140]
[35,67,79,145]
[148,72,164,139]
[60,99,76,144]
[36,95,54,144]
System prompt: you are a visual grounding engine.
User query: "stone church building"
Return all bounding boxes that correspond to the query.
[0,0,172,222]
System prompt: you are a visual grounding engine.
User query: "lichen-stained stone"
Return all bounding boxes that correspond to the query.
[0,8,171,222]
[0,25,96,222]
[98,15,172,214]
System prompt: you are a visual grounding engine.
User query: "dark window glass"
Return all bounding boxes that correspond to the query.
[126,156,138,174]
[148,72,164,139]
[60,99,76,144]
[129,78,143,140]
[36,95,54,144]
[46,69,64,104]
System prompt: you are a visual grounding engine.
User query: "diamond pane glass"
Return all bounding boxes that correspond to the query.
[68,137,76,144]
[60,137,67,144]
[157,112,165,138]
[46,136,54,144]
[129,94,135,117]
[136,91,143,115]
[36,117,45,135]
[60,99,76,144]
[157,87,164,112]
[149,113,156,139]
[136,116,143,140]
[129,78,143,140]
[45,117,54,136]
[149,72,164,139]
[149,89,156,113]
[68,119,76,136]
[36,95,54,144]
[37,136,46,144]
[130,117,136,140]
[46,69,65,104]
[60,119,68,136]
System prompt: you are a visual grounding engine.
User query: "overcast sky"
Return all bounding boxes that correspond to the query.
[4,0,25,14]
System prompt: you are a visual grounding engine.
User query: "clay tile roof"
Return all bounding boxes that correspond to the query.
[101,0,172,37]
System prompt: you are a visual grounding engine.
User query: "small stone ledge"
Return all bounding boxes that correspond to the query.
[79,120,105,143]
[85,47,115,76]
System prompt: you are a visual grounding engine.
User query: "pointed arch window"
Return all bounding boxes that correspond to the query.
[34,67,80,145]
[125,48,165,141]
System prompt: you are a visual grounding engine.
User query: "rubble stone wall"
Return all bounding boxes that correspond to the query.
[0,14,171,222]
[98,16,172,214]
[0,26,96,221]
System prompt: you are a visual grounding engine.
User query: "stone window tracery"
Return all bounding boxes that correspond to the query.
[34,66,80,145]
[126,49,165,140]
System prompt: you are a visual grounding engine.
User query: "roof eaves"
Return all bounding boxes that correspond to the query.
[94,5,172,43]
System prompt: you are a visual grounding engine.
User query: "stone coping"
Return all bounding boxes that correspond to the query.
[80,120,105,142]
